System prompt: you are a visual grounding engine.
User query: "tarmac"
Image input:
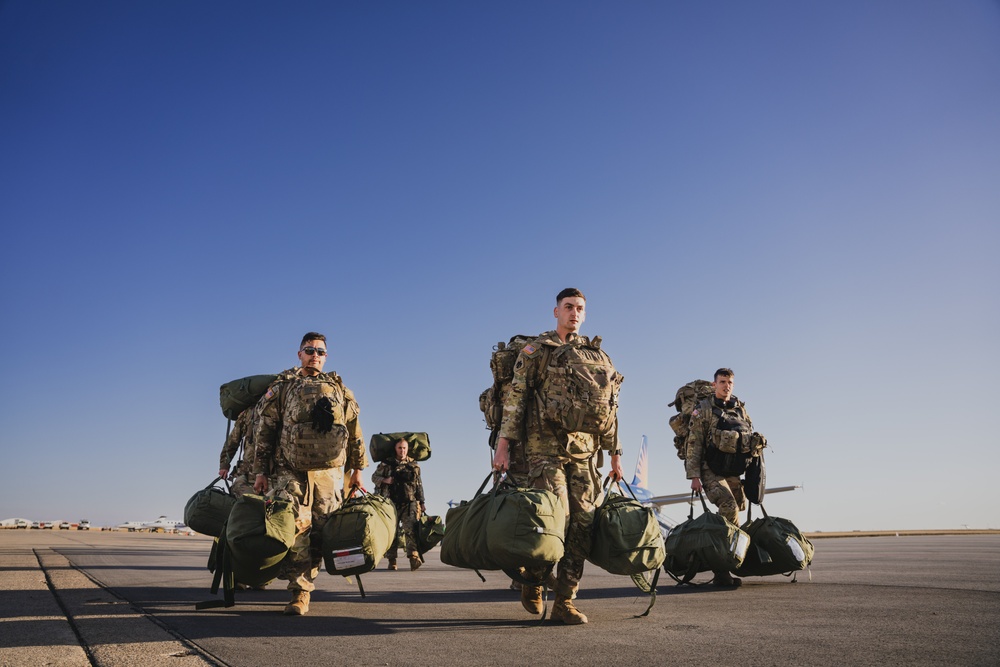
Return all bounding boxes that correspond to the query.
[2,529,998,666]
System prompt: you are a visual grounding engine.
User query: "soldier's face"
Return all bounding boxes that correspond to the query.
[554,296,586,335]
[298,339,327,375]
[395,440,409,459]
[713,375,734,401]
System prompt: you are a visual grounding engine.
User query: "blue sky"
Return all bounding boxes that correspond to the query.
[1,1,998,531]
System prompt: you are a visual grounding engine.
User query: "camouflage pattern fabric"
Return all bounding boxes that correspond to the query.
[685,396,753,524]
[373,457,425,558]
[522,454,601,599]
[270,466,345,592]
[218,407,256,474]
[498,331,618,459]
[699,467,746,525]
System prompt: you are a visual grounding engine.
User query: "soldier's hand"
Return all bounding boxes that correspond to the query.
[690,477,703,492]
[384,477,393,485]
[219,468,228,480]
[609,453,624,482]
[493,437,510,472]
[349,468,364,491]
[254,473,269,494]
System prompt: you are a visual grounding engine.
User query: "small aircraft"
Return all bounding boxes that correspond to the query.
[117,516,188,533]
[626,435,800,534]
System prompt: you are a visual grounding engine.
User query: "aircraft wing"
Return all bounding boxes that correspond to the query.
[646,485,801,507]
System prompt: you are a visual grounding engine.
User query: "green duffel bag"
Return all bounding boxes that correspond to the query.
[184,477,237,538]
[663,492,750,584]
[737,504,814,578]
[226,494,296,587]
[589,478,666,576]
[322,489,397,578]
[369,432,431,462]
[219,374,279,420]
[441,479,498,572]
[416,514,445,556]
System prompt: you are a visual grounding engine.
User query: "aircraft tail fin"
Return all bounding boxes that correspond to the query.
[630,435,650,491]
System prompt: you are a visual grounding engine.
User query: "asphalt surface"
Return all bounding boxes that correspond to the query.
[2,529,998,666]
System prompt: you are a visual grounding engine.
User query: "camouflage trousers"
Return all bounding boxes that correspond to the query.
[524,454,601,599]
[388,500,420,560]
[272,466,344,592]
[229,473,255,499]
[699,463,746,525]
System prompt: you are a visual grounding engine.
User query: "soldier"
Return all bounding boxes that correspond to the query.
[685,367,760,588]
[252,332,367,615]
[372,438,426,571]
[218,407,257,498]
[492,288,624,625]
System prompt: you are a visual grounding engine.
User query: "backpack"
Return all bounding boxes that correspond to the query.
[183,476,237,538]
[736,504,814,579]
[321,489,397,595]
[663,492,750,584]
[369,432,432,462]
[536,336,623,436]
[667,380,714,460]
[219,374,279,420]
[441,473,565,582]
[479,335,538,447]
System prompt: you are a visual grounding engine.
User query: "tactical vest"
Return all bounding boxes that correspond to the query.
[278,374,355,471]
[702,397,754,477]
[536,336,623,436]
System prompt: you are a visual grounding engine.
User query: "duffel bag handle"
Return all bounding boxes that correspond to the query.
[208,476,232,494]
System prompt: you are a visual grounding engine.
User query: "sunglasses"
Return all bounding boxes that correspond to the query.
[301,346,327,356]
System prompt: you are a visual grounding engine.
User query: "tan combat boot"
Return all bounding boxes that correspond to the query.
[520,585,543,614]
[551,595,588,625]
[283,590,310,616]
[409,552,422,571]
[387,557,397,571]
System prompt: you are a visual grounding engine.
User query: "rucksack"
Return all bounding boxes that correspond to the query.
[369,432,432,462]
[736,504,814,579]
[667,380,714,460]
[663,492,750,585]
[321,489,397,595]
[219,374,279,420]
[536,336,623,436]
[479,334,538,447]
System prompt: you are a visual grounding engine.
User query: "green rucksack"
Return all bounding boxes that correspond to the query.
[441,473,566,582]
[196,494,296,609]
[588,478,666,616]
[321,489,397,595]
[736,504,814,579]
[219,374,279,420]
[369,432,432,462]
[663,492,750,585]
[667,380,714,460]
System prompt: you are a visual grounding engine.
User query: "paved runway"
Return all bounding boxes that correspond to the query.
[2,530,998,666]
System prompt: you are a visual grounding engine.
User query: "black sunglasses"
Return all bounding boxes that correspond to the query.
[301,346,327,356]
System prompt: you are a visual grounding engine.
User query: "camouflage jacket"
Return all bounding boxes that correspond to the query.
[218,406,256,474]
[252,367,367,475]
[684,396,753,479]
[372,457,424,505]
[498,330,619,459]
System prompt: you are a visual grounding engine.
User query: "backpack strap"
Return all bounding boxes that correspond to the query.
[196,522,235,609]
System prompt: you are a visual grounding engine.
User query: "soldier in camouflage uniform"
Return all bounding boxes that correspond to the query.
[493,288,624,626]
[685,367,757,588]
[218,407,258,498]
[372,438,426,571]
[252,332,367,616]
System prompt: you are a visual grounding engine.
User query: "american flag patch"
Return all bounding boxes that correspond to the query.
[523,344,536,355]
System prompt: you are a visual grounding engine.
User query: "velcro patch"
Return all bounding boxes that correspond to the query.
[523,344,536,355]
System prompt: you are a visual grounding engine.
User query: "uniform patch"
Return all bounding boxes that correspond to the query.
[264,388,274,400]
[692,408,699,416]
[523,344,536,355]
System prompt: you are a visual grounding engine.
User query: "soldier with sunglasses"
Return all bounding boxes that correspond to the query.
[252,332,367,615]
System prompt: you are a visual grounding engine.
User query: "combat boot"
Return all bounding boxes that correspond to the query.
[409,552,423,571]
[550,595,588,625]
[712,571,742,588]
[387,557,397,571]
[283,590,310,616]
[520,585,543,614]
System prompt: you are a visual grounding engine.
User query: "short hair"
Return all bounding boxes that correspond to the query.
[300,332,327,348]
[556,287,586,304]
[714,368,734,380]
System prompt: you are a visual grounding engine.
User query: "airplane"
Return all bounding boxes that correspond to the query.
[624,435,800,535]
[117,516,188,533]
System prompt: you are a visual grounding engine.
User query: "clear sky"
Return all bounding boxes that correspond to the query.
[1,1,998,531]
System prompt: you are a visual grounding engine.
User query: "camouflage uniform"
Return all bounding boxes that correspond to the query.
[498,331,618,599]
[253,367,366,593]
[218,407,257,498]
[372,457,425,559]
[684,396,754,524]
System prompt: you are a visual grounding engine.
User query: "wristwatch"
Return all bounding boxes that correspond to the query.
[610,449,623,456]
